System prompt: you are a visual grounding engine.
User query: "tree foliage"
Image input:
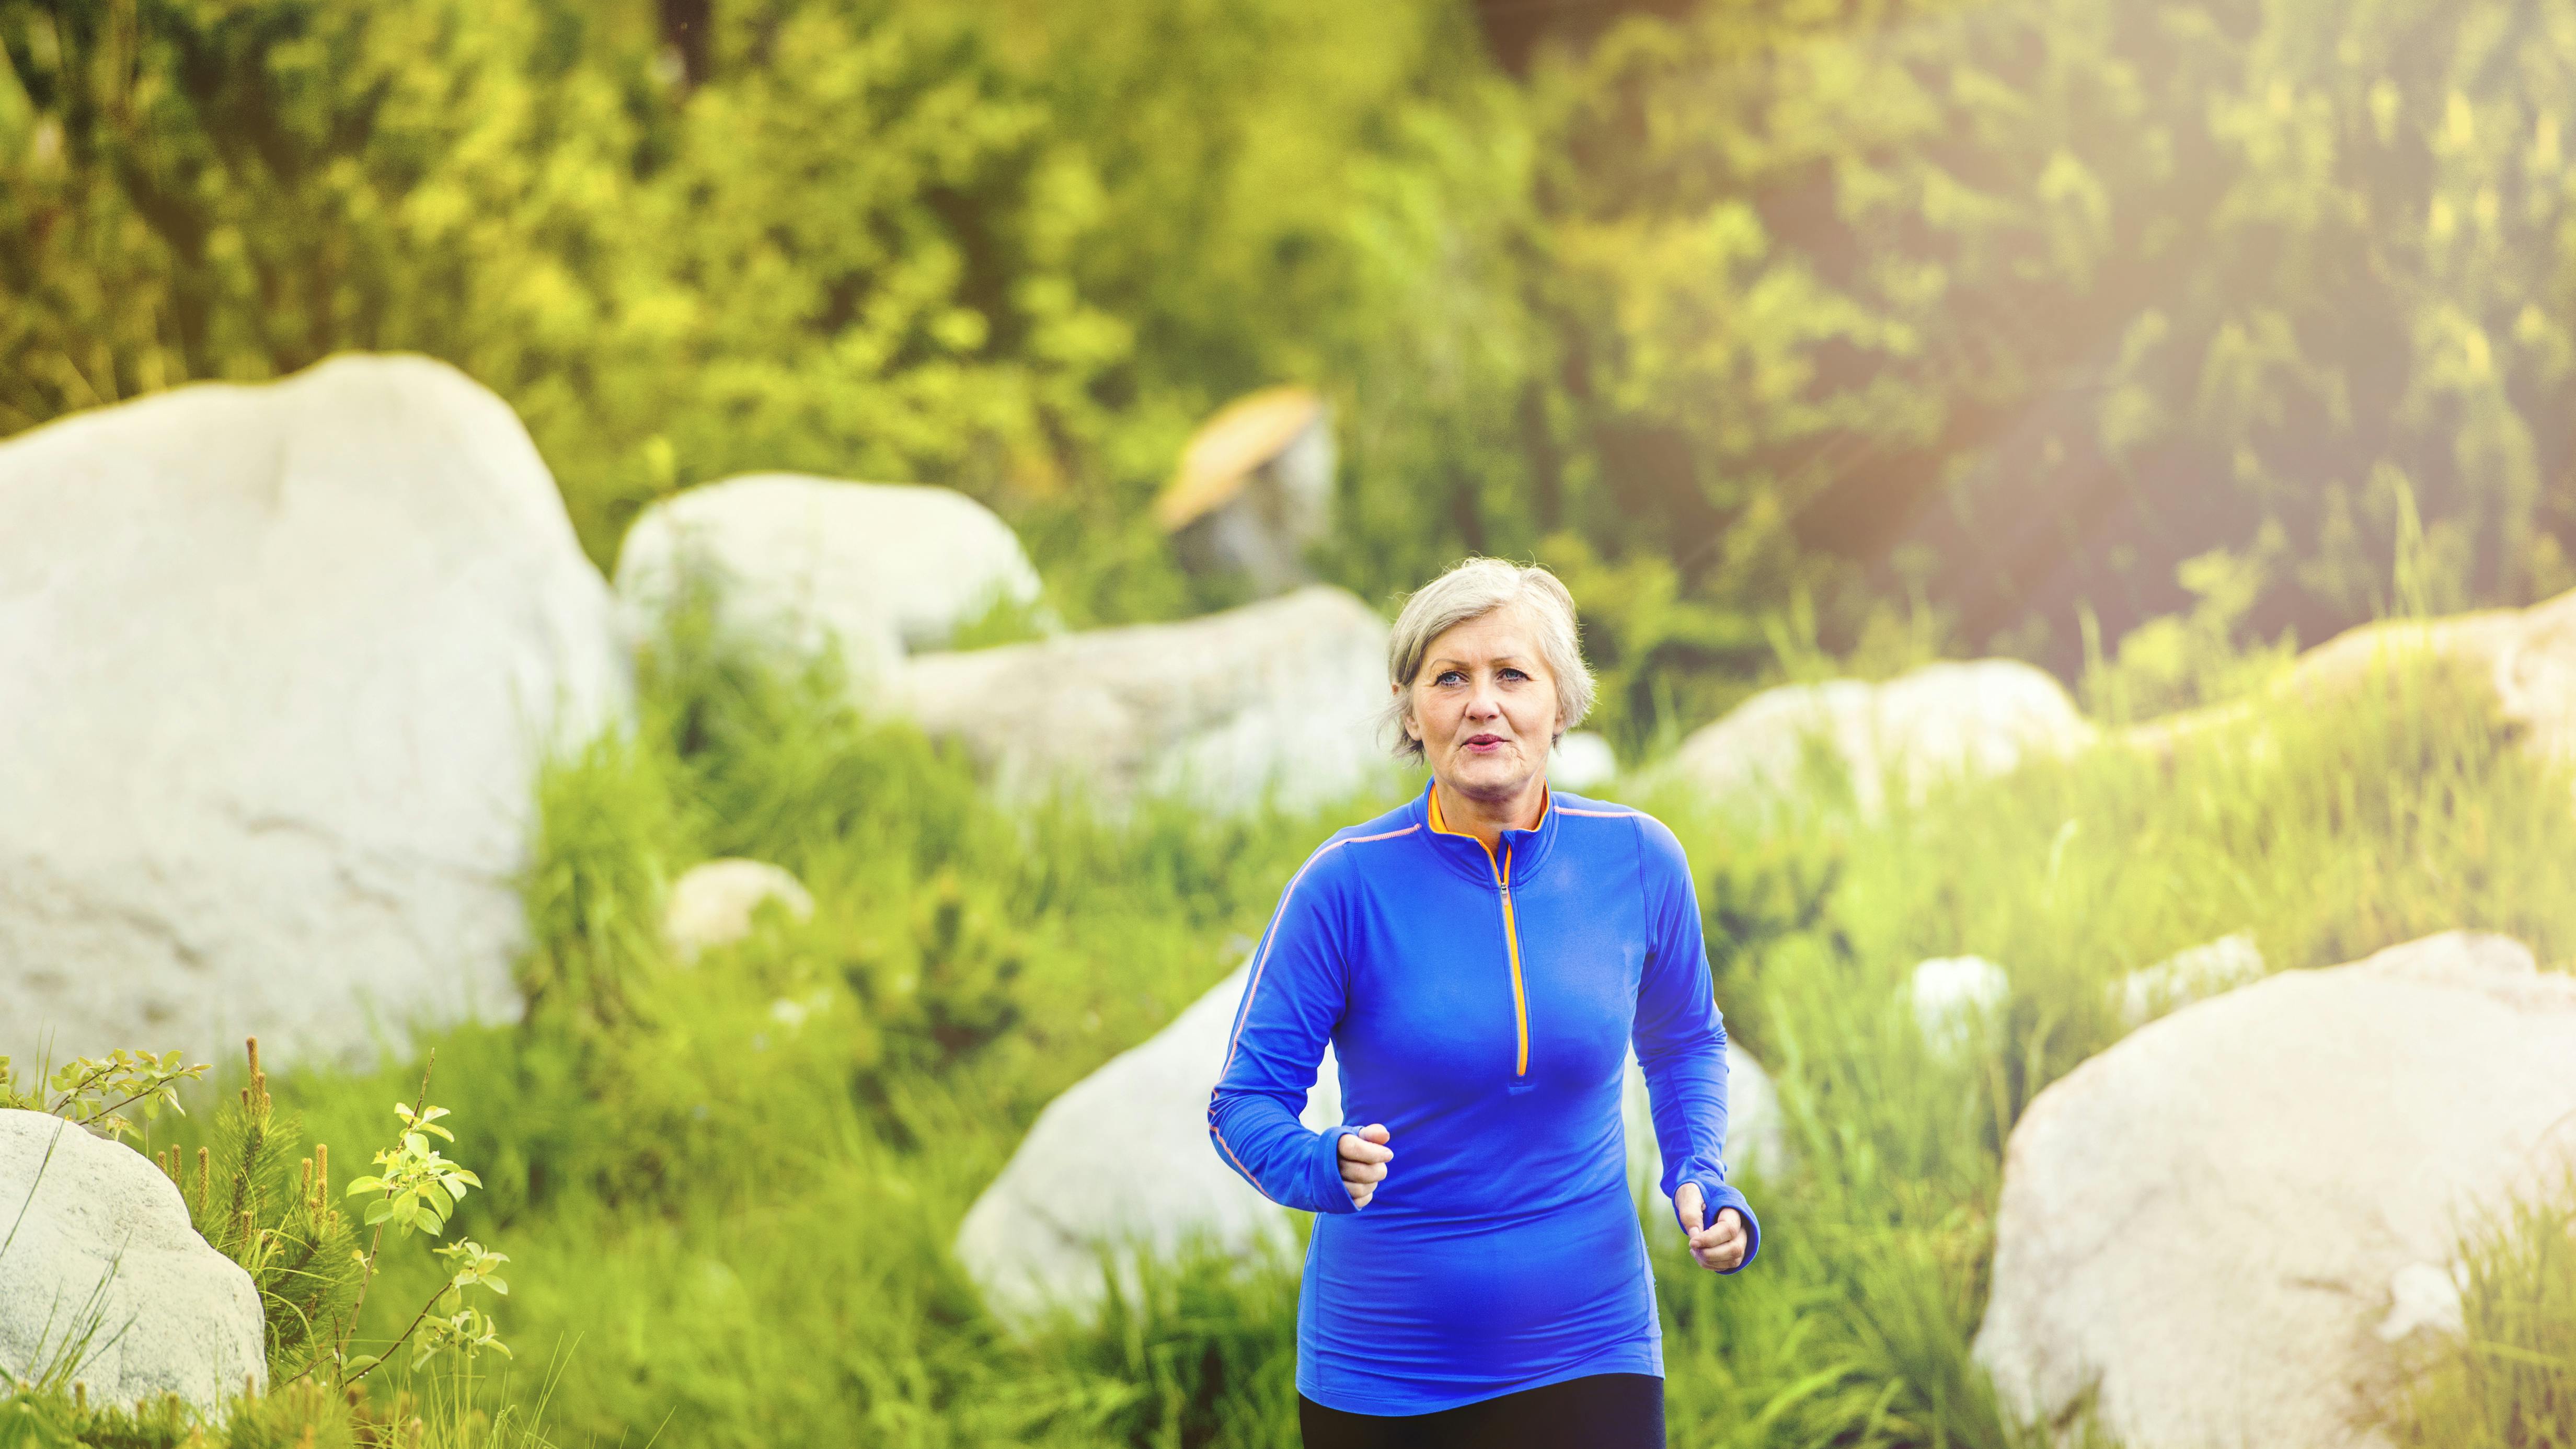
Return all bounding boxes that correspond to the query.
[3,0,2571,746]
[1530,0,2576,687]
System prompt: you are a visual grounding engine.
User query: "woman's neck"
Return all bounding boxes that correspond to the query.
[1432,774,1548,849]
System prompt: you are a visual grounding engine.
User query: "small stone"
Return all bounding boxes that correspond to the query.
[663,859,815,962]
[2115,933,2266,1026]
[1909,955,2010,1053]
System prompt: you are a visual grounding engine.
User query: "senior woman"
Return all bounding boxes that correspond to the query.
[1206,557,1759,1448]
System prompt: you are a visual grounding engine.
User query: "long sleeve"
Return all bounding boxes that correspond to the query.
[1208,843,1363,1216]
[1630,816,1763,1271]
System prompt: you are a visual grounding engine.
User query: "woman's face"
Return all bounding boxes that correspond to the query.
[1401,605,1561,802]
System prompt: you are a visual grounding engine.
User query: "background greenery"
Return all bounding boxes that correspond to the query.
[10,615,2561,1448]
[8,0,2575,746]
[7,1,2576,1444]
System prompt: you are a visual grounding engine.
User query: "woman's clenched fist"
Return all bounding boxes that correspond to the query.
[1337,1123,1394,1209]
[1674,1182,1747,1272]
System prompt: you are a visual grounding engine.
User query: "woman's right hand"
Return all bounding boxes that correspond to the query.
[1336,1123,1394,1208]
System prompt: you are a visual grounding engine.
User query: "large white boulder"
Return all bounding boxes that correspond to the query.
[0,1110,266,1411]
[613,473,1043,678]
[954,962,1344,1328]
[1973,932,2576,1448]
[900,585,1395,812]
[1668,661,2094,816]
[0,355,627,1069]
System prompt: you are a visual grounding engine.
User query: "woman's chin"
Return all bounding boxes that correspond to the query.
[1443,755,1538,797]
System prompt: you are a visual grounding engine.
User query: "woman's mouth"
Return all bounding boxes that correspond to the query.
[1463,733,1508,754]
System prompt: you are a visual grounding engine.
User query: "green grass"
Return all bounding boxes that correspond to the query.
[31,621,2576,1447]
[2387,1176,2576,1449]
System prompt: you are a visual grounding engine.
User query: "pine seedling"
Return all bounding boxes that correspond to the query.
[193,1038,363,1382]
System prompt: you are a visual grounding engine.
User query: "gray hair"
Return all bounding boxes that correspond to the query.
[1382,557,1595,759]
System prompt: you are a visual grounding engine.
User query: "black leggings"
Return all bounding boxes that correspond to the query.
[1298,1372,1665,1449]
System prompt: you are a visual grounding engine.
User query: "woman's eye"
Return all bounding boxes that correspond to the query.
[1434,670,1467,686]
[1499,668,1529,682]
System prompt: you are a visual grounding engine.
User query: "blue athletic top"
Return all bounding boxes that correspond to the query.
[1206,780,1761,1414]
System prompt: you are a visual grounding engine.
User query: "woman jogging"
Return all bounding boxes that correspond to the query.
[1206,557,1759,1448]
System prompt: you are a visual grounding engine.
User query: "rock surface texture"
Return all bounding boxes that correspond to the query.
[1668,661,2092,816]
[1974,932,2576,1449]
[613,473,1043,679]
[954,962,1343,1327]
[0,1110,266,1410]
[663,858,815,962]
[0,355,627,1068]
[901,586,1394,812]
[960,964,1785,1327]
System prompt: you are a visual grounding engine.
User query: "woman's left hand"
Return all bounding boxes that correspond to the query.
[1673,1183,1747,1272]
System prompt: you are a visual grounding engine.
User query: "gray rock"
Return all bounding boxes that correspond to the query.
[953,962,1342,1328]
[663,859,814,963]
[613,473,1044,680]
[0,355,627,1069]
[1669,661,2093,817]
[900,586,1395,813]
[1973,932,2576,1448]
[0,1110,265,1411]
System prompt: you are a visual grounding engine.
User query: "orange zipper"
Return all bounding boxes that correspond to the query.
[1431,787,1530,1078]
[1500,843,1527,1076]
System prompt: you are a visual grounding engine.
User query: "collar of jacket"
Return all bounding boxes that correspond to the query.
[1416,776,1561,888]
